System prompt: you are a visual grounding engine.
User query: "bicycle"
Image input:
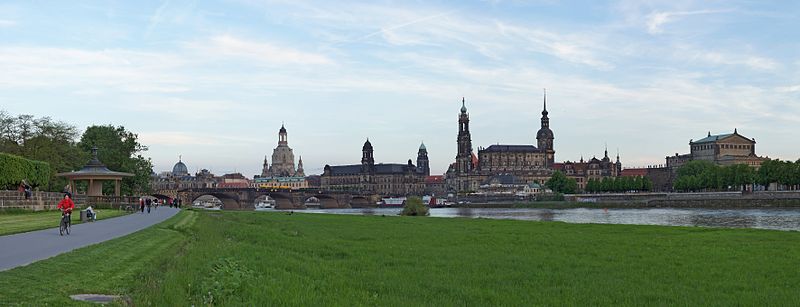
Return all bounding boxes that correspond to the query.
[59,212,71,236]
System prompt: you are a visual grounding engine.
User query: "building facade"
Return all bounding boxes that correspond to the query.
[255,124,308,189]
[666,129,767,169]
[445,94,621,193]
[320,139,427,196]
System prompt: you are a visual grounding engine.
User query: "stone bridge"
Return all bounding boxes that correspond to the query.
[171,188,380,210]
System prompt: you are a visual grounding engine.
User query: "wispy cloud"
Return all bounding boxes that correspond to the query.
[0,19,16,27]
[194,35,334,65]
[645,9,730,34]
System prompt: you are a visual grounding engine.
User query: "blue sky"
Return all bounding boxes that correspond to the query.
[1,0,798,176]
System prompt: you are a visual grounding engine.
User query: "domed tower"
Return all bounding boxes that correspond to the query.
[295,156,305,177]
[417,142,430,176]
[172,156,189,177]
[456,97,474,174]
[536,90,555,166]
[361,138,375,173]
[269,124,296,177]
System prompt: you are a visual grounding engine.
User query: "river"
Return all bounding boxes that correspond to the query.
[300,207,800,231]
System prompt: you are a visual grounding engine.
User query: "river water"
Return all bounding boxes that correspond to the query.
[301,207,800,231]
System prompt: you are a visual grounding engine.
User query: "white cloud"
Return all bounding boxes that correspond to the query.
[197,35,334,65]
[0,19,16,27]
[645,9,730,34]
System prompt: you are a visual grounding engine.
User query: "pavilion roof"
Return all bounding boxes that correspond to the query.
[56,147,134,178]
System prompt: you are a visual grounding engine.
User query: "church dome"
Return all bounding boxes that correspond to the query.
[537,127,554,139]
[279,124,287,134]
[172,159,189,176]
[363,139,373,150]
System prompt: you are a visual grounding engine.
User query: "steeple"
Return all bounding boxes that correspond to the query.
[456,98,474,174]
[295,156,305,177]
[542,88,548,116]
[417,141,430,176]
[261,155,270,177]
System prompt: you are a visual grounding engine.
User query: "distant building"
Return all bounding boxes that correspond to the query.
[217,173,251,188]
[666,129,767,169]
[552,150,622,191]
[320,139,427,196]
[445,94,620,193]
[151,158,219,193]
[255,124,308,189]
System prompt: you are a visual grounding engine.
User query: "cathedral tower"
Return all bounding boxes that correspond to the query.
[536,90,555,166]
[456,97,474,174]
[361,139,375,173]
[417,142,430,176]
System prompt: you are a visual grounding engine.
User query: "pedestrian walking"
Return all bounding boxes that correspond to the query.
[146,198,151,214]
[140,197,145,213]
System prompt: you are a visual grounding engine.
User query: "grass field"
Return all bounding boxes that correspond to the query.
[1,210,799,306]
[0,209,130,236]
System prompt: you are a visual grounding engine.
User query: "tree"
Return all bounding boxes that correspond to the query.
[546,171,577,194]
[401,196,429,216]
[0,111,87,191]
[78,125,153,195]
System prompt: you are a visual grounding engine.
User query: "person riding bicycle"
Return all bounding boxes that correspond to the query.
[57,194,75,224]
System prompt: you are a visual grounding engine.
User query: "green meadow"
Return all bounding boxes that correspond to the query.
[0,209,129,236]
[1,209,799,306]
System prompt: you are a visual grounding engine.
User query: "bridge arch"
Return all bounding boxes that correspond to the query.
[191,193,239,209]
[254,192,296,209]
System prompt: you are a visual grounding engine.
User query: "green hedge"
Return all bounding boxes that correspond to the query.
[0,152,51,189]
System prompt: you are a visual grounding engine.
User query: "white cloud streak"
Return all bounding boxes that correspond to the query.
[645,9,730,34]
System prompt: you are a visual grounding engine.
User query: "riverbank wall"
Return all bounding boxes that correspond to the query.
[0,190,139,211]
[567,191,800,208]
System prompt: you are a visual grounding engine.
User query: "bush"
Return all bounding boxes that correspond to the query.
[0,152,51,189]
[401,196,429,216]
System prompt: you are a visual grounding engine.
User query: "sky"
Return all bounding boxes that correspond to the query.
[1,0,799,177]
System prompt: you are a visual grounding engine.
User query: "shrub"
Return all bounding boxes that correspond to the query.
[0,153,51,189]
[401,196,429,216]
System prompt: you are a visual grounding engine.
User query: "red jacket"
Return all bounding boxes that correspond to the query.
[57,198,75,213]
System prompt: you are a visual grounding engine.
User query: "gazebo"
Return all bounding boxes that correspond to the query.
[57,146,134,196]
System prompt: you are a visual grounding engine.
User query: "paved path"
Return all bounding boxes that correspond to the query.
[0,207,180,272]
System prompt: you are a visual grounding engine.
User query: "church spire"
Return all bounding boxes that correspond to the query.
[541,88,549,117]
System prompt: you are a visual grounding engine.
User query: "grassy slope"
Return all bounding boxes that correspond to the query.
[0,210,195,306]
[0,209,130,236]
[1,210,799,306]
[135,211,800,306]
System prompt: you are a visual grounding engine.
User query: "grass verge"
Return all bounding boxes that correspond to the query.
[2,210,799,306]
[132,211,800,306]
[0,210,195,306]
[0,209,130,236]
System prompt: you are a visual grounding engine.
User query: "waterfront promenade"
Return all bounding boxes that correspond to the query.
[0,207,178,271]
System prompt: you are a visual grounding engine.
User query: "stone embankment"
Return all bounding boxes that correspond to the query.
[567,191,800,208]
[0,191,140,211]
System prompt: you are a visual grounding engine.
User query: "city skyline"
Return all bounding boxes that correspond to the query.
[1,1,798,176]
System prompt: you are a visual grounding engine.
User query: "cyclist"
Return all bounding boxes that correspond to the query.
[57,194,75,225]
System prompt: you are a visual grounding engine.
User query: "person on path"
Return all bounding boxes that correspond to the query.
[139,197,145,213]
[57,194,75,225]
[85,205,96,221]
[146,198,151,214]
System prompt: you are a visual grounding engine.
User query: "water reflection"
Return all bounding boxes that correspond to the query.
[302,207,800,231]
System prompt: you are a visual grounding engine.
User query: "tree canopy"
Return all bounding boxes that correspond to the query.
[0,110,153,195]
[546,171,578,194]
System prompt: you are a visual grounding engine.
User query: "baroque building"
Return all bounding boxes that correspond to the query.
[255,124,307,190]
[445,93,621,193]
[320,139,427,196]
[666,129,766,169]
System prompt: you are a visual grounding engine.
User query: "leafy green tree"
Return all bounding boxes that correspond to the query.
[0,111,87,191]
[546,171,577,194]
[78,125,153,195]
[401,196,429,216]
